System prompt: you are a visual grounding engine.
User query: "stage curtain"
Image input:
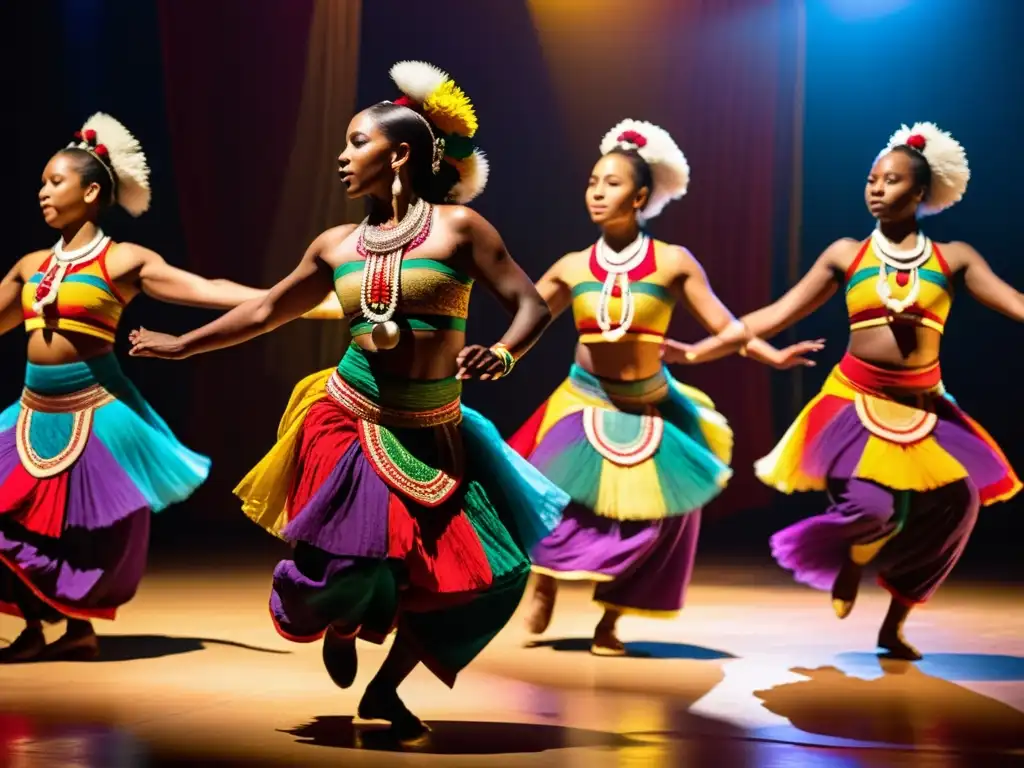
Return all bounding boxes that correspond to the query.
[157,0,362,504]
[259,0,364,380]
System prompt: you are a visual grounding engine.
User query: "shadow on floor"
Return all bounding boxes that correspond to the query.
[284,716,648,755]
[525,637,736,660]
[753,659,1024,753]
[0,634,290,664]
[94,635,291,663]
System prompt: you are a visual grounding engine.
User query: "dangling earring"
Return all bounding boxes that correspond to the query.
[391,170,403,217]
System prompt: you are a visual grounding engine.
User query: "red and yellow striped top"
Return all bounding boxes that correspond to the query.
[845,238,953,335]
[22,241,126,343]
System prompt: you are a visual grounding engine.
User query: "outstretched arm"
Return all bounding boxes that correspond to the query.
[449,207,553,380]
[953,242,1024,322]
[664,247,823,369]
[0,259,24,338]
[534,255,574,321]
[130,230,341,359]
[664,240,847,365]
[124,244,268,309]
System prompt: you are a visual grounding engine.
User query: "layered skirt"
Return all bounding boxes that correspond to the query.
[0,354,210,621]
[236,345,567,686]
[509,364,732,616]
[758,353,1020,604]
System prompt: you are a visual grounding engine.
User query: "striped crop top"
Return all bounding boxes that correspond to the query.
[845,238,953,334]
[565,238,676,344]
[22,240,126,343]
[333,258,473,338]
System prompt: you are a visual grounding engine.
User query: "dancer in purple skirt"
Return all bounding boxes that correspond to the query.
[510,119,822,655]
[664,122,1022,659]
[0,113,268,662]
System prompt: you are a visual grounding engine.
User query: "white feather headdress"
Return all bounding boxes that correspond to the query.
[67,112,151,217]
[600,119,690,222]
[883,122,969,217]
[389,60,488,204]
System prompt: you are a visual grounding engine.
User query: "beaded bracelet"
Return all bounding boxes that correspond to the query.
[490,343,516,379]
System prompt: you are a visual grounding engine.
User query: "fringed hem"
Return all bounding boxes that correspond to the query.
[755,362,1019,505]
[517,370,732,522]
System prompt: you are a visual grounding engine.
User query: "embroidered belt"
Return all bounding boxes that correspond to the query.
[325,371,464,506]
[326,371,461,429]
[20,384,114,413]
[17,384,114,478]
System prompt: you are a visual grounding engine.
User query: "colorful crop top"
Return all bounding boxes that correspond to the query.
[333,258,473,338]
[845,238,953,334]
[22,240,126,343]
[564,238,676,344]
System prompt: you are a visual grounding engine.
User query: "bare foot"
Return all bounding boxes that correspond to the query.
[590,622,626,657]
[322,625,358,689]
[357,683,430,744]
[878,628,923,661]
[524,575,557,635]
[0,626,46,663]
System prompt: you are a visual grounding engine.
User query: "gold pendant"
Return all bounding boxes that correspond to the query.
[370,320,401,350]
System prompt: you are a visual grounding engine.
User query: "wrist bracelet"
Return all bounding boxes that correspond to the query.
[490,343,516,379]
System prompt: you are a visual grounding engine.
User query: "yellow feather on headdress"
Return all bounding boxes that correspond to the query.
[423,80,478,139]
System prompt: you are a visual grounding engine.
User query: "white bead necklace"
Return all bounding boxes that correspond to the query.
[33,228,111,314]
[870,227,931,315]
[594,233,648,342]
[356,198,432,350]
[53,228,109,263]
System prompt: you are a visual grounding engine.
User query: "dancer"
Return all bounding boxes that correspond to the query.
[0,114,270,662]
[509,119,823,655]
[129,61,566,740]
[664,122,1021,659]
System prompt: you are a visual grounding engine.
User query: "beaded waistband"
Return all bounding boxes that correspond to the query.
[21,383,114,413]
[326,371,461,428]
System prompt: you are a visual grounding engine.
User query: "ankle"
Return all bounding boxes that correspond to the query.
[534,576,556,599]
[65,619,94,635]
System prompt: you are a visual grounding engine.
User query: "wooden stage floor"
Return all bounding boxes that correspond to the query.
[2,560,1023,767]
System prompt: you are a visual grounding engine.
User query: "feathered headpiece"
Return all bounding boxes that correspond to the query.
[599,119,690,222]
[66,113,151,217]
[389,60,488,204]
[882,122,969,217]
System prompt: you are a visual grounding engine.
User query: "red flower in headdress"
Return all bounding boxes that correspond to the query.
[618,130,648,148]
[906,134,927,150]
[95,144,109,158]
[83,129,97,143]
[394,96,414,108]
[74,130,83,140]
